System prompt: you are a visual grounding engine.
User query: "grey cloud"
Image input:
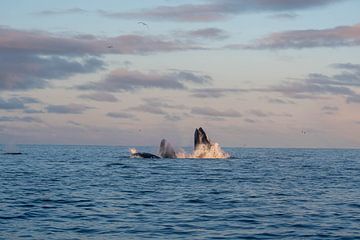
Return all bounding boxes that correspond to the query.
[269,13,298,19]
[191,88,246,98]
[46,104,92,114]
[126,98,185,116]
[346,94,360,103]
[191,107,242,118]
[79,92,118,102]
[267,98,295,104]
[0,54,105,91]
[67,121,82,126]
[0,97,26,110]
[34,8,87,16]
[128,105,166,115]
[240,23,360,49]
[253,62,360,103]
[178,28,228,40]
[322,106,339,111]
[164,114,182,121]
[98,0,343,22]
[244,118,256,123]
[0,96,42,110]
[77,69,211,92]
[142,98,187,110]
[0,26,202,92]
[322,105,339,115]
[332,63,360,72]
[0,116,42,123]
[0,27,199,56]
[106,112,136,119]
[24,109,44,114]
[248,109,268,117]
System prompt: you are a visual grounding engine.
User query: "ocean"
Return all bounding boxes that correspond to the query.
[1,145,359,239]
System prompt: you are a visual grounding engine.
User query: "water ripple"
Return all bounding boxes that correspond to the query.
[0,145,359,239]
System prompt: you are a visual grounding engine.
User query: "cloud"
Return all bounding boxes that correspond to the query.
[0,116,42,123]
[0,54,105,91]
[98,0,344,22]
[77,69,211,92]
[78,92,118,102]
[239,23,360,49]
[267,98,295,104]
[191,107,242,117]
[128,104,166,115]
[0,27,200,56]
[322,105,339,115]
[244,118,256,123]
[322,105,339,111]
[0,96,41,110]
[126,98,186,117]
[177,28,228,40]
[252,63,360,103]
[191,88,246,98]
[268,13,299,19]
[0,26,202,91]
[248,109,269,117]
[24,109,44,114]
[346,94,360,103]
[164,114,182,121]
[34,8,87,16]
[106,112,136,119]
[0,97,26,110]
[46,104,92,114]
[67,120,82,126]
[142,98,187,109]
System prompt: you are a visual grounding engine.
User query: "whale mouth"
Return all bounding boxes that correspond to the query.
[130,127,230,159]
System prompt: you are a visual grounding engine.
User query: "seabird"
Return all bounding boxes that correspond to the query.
[137,21,149,29]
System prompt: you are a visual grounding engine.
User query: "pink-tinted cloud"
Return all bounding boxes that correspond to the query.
[177,28,228,40]
[98,0,344,22]
[34,8,87,16]
[0,27,198,56]
[239,23,360,49]
[78,92,118,102]
[190,88,247,98]
[191,107,242,118]
[77,69,211,92]
[46,104,92,114]
[0,26,201,91]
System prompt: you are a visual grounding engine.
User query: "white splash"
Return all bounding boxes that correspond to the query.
[128,142,230,159]
[129,148,137,154]
[176,143,230,159]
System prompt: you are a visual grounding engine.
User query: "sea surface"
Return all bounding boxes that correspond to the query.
[1,145,359,239]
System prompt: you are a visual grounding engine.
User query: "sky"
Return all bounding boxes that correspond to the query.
[1,0,360,148]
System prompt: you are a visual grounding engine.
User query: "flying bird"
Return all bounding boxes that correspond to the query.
[137,21,149,29]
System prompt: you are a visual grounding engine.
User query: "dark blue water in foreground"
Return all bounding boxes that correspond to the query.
[1,145,360,239]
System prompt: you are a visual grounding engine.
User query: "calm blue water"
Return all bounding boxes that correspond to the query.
[1,145,359,239]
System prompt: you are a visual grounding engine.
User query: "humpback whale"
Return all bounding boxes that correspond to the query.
[131,151,160,159]
[159,139,176,158]
[194,127,211,150]
[130,139,176,159]
[130,127,229,159]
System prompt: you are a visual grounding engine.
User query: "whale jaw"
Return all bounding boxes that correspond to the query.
[194,127,211,150]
